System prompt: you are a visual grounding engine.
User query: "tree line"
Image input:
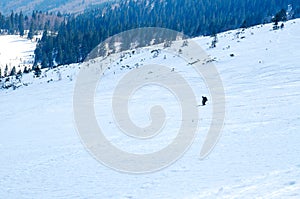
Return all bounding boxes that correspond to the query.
[0,10,64,38]
[33,0,300,69]
[1,0,300,70]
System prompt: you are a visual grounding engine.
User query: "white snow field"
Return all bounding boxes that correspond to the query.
[1,19,300,198]
[0,35,37,73]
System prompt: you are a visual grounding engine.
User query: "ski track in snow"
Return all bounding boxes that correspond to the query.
[0,19,300,198]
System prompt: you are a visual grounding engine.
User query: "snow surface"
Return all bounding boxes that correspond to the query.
[0,19,300,198]
[0,35,37,73]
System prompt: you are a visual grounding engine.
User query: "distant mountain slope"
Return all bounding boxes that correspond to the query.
[0,0,109,15]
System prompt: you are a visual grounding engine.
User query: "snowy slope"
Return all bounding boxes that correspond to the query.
[0,35,37,74]
[0,19,300,198]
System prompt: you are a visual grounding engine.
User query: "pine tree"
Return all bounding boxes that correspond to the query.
[210,34,218,48]
[10,66,16,76]
[23,66,29,73]
[28,22,34,40]
[4,65,8,77]
[34,67,42,77]
[16,70,22,80]
[18,11,25,37]
[272,9,287,23]
[57,11,62,17]
[9,11,15,34]
[32,11,37,20]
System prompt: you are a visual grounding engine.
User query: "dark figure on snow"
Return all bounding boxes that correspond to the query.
[202,96,208,106]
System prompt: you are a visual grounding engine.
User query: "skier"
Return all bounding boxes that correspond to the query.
[202,96,208,106]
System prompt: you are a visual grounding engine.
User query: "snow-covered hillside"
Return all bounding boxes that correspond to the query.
[0,35,37,74]
[0,19,300,198]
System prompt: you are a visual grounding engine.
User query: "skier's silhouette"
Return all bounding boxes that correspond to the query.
[202,96,208,106]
